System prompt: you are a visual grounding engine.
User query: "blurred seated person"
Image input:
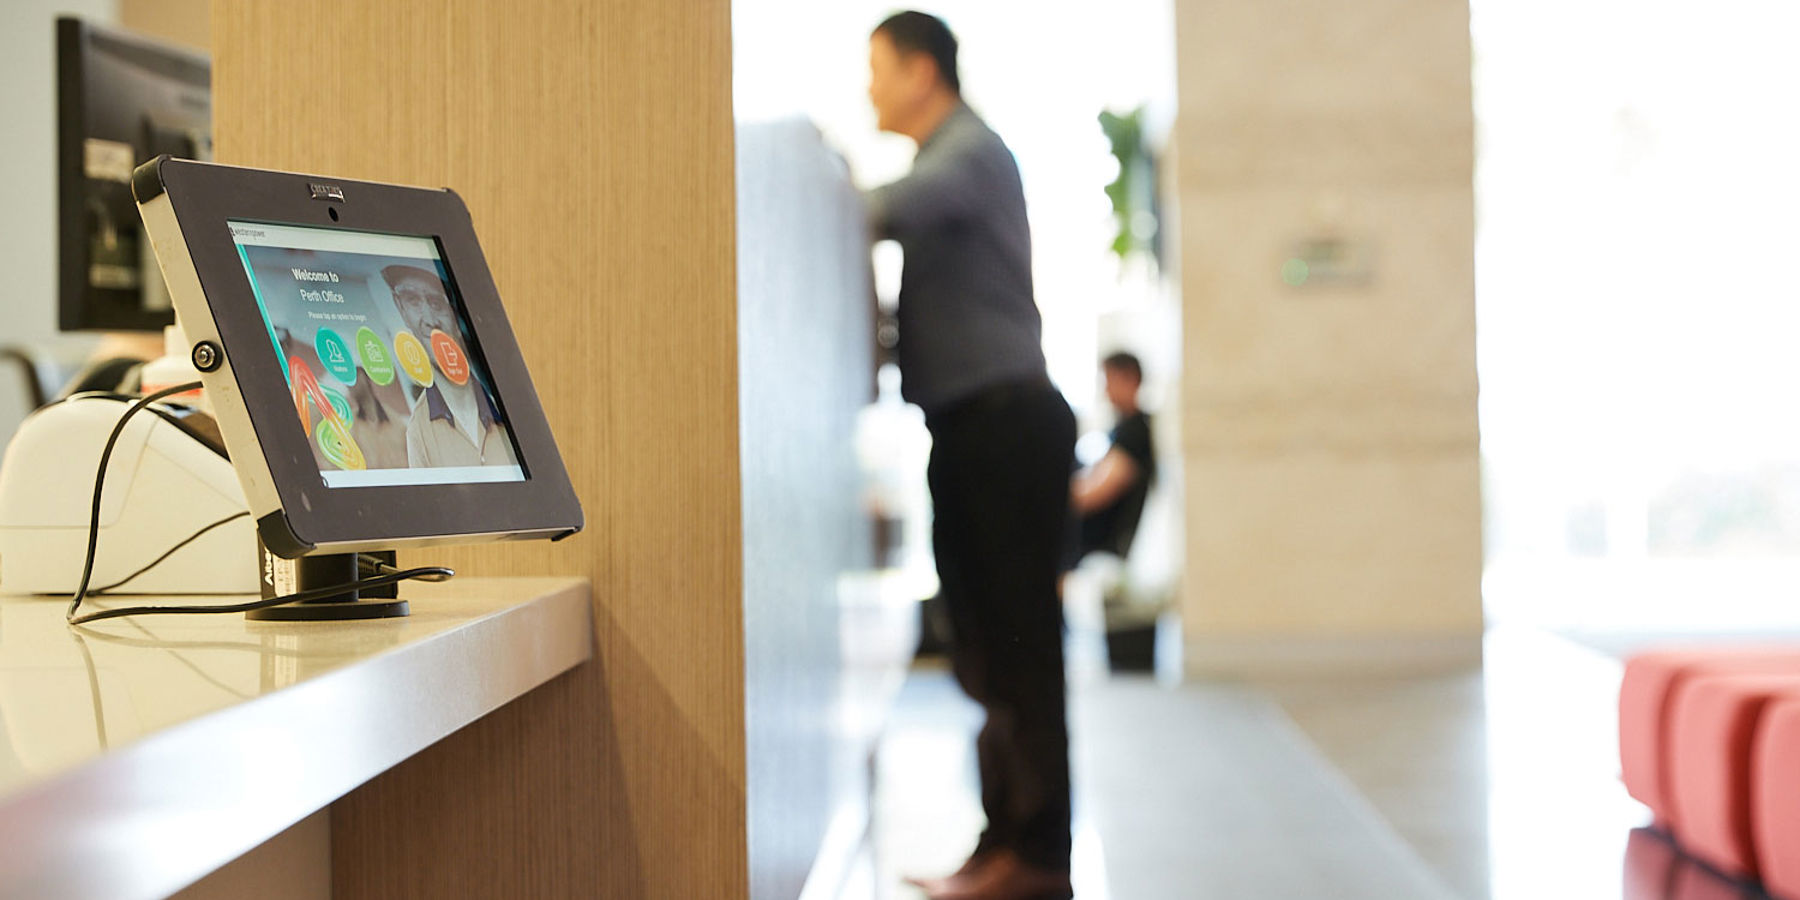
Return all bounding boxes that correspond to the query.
[1070,352,1155,562]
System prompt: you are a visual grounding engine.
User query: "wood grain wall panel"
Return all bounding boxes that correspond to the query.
[119,0,210,51]
[212,1,745,896]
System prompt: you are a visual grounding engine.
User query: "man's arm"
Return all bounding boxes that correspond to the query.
[866,141,983,240]
[1072,448,1141,515]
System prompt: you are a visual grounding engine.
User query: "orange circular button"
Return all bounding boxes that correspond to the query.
[430,330,471,386]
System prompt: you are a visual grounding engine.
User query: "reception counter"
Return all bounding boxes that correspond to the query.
[0,577,592,899]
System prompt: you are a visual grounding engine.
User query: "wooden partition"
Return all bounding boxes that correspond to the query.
[120,0,208,51]
[212,2,745,896]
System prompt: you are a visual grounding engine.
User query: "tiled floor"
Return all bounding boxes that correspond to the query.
[1254,669,1491,899]
[847,626,1781,900]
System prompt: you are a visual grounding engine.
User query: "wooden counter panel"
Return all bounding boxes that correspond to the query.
[212,0,745,896]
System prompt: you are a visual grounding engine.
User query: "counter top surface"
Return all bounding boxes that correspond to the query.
[0,576,593,900]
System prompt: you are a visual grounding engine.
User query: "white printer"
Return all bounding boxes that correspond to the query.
[0,394,256,595]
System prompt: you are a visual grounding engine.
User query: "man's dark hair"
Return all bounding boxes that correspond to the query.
[1102,351,1143,384]
[874,11,960,95]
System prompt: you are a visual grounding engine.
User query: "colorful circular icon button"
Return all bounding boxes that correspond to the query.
[320,384,353,424]
[316,415,366,471]
[393,330,433,387]
[429,330,471,386]
[355,327,396,385]
[314,328,357,385]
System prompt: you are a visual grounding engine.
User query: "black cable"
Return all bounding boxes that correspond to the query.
[67,564,454,626]
[63,379,455,626]
[66,381,204,623]
[88,510,251,595]
[361,555,452,582]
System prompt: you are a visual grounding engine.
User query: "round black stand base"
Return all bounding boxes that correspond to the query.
[247,550,412,621]
[246,599,410,621]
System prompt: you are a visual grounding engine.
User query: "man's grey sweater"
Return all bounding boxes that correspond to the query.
[866,102,1047,417]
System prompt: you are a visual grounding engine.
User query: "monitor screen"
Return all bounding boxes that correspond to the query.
[57,17,210,332]
[227,221,527,489]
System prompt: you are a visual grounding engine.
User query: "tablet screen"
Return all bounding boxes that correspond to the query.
[227,220,527,488]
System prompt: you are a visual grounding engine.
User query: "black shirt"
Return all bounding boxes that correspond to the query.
[1080,411,1156,559]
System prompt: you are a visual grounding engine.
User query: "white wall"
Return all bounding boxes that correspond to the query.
[736,117,876,900]
[0,1,116,357]
[733,0,1178,424]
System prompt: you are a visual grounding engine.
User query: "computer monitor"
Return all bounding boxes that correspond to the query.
[133,156,582,621]
[56,17,210,333]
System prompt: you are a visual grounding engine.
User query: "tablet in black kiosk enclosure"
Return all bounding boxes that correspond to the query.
[133,156,582,574]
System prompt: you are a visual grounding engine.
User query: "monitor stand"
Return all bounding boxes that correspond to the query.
[247,550,410,621]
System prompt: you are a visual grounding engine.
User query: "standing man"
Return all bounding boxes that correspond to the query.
[866,12,1075,900]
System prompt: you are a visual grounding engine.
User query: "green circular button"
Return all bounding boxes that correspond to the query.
[356,326,396,385]
[315,328,357,385]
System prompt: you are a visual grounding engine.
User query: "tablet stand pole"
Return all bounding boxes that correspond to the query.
[247,549,410,621]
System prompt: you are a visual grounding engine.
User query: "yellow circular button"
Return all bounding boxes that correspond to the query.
[393,330,434,387]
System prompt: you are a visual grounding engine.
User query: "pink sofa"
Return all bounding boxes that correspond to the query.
[1618,647,1800,898]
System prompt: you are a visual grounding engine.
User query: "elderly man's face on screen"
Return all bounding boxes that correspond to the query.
[390,270,455,341]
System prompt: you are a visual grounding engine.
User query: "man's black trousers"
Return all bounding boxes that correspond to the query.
[926,379,1076,872]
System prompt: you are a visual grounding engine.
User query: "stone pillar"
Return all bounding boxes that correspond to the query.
[1174,0,1482,674]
